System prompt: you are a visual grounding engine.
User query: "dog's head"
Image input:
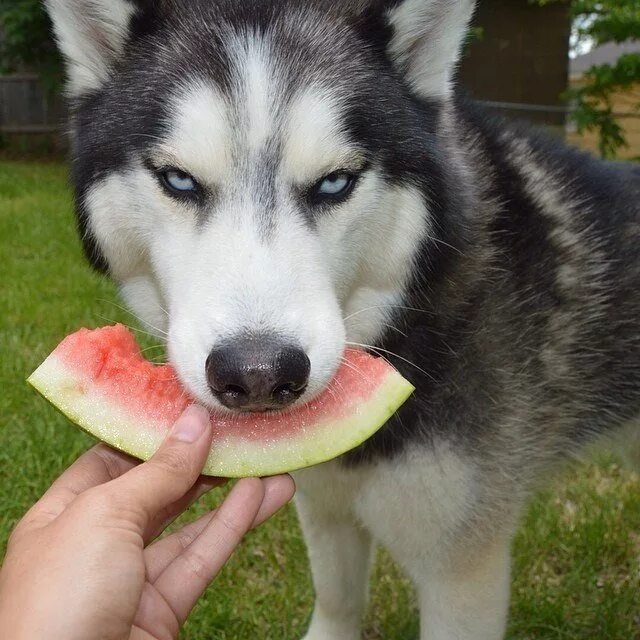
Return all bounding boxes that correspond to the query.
[47,0,474,412]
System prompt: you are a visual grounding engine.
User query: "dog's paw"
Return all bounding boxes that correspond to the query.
[301,618,361,640]
[302,633,360,640]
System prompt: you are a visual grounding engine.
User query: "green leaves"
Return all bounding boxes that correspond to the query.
[0,0,62,92]
[571,1,640,45]
[566,52,640,158]
[534,0,640,159]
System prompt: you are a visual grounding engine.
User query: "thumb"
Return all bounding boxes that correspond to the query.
[105,405,214,527]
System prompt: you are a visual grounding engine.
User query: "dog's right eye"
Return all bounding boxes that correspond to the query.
[307,171,359,207]
[157,168,200,198]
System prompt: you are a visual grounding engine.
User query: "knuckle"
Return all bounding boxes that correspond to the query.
[176,528,198,552]
[182,548,211,581]
[216,512,246,540]
[93,445,126,480]
[80,486,120,513]
[82,485,109,504]
[151,447,194,480]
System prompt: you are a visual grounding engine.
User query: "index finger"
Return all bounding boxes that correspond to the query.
[18,445,139,532]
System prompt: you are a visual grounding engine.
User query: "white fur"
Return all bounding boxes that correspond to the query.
[386,0,476,99]
[283,88,360,185]
[45,0,136,96]
[296,445,512,640]
[240,38,277,153]
[85,167,157,281]
[165,207,346,408]
[337,186,431,346]
[158,83,232,184]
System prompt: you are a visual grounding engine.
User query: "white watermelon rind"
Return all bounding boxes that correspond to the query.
[28,353,415,478]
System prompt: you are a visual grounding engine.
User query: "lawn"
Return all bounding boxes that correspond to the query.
[0,160,639,639]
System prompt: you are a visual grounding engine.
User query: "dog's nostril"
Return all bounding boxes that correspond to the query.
[224,384,248,397]
[206,334,311,412]
[274,382,299,395]
[272,382,307,405]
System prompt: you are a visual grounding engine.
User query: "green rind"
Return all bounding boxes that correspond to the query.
[28,377,139,461]
[27,357,415,478]
[202,373,416,477]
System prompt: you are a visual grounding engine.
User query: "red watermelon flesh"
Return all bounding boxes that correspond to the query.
[28,325,415,477]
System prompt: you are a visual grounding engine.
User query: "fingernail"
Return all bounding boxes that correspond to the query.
[172,405,209,443]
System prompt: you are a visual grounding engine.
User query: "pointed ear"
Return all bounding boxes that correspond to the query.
[365,0,476,99]
[44,0,139,97]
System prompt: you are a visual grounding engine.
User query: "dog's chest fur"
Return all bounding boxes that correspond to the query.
[295,444,482,569]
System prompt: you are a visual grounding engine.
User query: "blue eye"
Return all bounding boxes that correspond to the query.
[310,171,357,205]
[319,173,351,195]
[160,168,198,195]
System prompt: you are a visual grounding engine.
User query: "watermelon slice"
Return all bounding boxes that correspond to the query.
[28,325,414,477]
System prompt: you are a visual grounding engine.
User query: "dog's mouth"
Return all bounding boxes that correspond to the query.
[165,295,348,417]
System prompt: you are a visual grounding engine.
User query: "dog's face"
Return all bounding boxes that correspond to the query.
[47,0,473,412]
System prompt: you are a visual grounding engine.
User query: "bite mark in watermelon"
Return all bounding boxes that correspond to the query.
[28,325,415,477]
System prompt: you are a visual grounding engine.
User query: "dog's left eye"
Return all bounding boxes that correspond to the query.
[319,173,352,195]
[159,169,198,196]
[309,172,357,205]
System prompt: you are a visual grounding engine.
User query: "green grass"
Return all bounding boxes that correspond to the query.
[1,160,639,639]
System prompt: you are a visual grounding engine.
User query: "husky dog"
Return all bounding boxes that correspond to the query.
[45,0,640,638]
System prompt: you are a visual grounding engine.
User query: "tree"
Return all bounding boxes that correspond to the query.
[537,0,640,158]
[0,0,62,92]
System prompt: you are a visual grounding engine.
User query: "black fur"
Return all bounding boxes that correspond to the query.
[348,99,640,465]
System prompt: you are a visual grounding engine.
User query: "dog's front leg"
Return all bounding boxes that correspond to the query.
[414,535,512,640]
[296,490,371,640]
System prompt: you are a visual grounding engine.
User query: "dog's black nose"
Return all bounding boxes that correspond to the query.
[206,335,310,412]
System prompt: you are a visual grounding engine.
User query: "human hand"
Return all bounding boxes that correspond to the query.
[0,405,295,640]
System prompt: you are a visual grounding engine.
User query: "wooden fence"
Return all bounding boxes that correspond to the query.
[1,73,638,159]
[0,74,65,135]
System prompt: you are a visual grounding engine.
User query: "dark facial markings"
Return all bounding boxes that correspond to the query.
[72,0,442,270]
[143,134,370,231]
[143,159,207,208]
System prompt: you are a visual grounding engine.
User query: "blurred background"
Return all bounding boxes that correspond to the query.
[1,2,639,639]
[1,0,639,161]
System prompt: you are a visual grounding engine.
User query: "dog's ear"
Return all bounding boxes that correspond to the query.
[44,0,142,97]
[385,0,476,98]
[353,0,476,99]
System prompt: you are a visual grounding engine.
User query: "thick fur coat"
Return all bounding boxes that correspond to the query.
[45,1,640,637]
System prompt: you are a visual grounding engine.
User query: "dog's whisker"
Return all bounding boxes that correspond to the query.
[157,304,170,318]
[343,304,435,323]
[346,341,433,380]
[423,232,462,255]
[328,373,347,399]
[323,383,340,405]
[379,322,409,338]
[339,356,373,383]
[96,299,169,337]
[95,315,163,341]
[140,344,166,353]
